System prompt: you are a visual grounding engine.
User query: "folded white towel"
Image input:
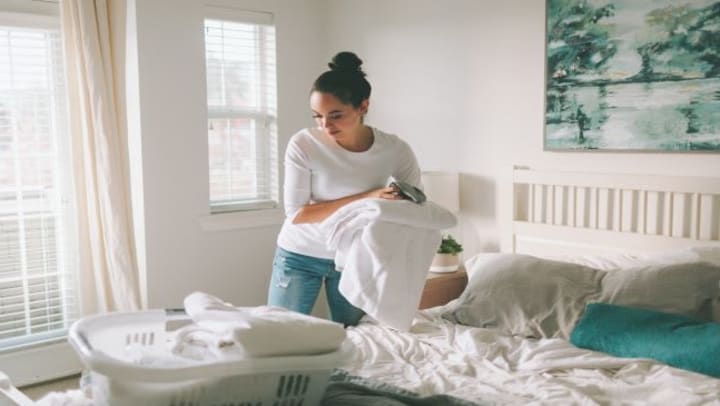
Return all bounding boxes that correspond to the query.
[325,199,457,272]
[322,199,457,331]
[325,199,457,251]
[184,291,241,320]
[180,292,347,358]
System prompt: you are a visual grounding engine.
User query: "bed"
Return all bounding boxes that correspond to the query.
[4,167,720,406]
[332,167,720,406]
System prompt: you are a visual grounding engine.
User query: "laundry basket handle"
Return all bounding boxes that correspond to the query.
[0,371,35,406]
[68,317,94,359]
[68,309,178,361]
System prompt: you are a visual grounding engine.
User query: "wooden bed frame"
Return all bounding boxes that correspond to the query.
[510,167,720,257]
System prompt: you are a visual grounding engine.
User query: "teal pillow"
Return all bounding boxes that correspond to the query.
[570,303,720,378]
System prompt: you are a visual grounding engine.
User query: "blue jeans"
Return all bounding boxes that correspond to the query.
[267,247,365,327]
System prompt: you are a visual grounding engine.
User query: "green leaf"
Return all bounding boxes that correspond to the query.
[437,234,463,254]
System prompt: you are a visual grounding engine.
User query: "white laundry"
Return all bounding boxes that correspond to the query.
[176,292,347,359]
[322,199,457,331]
[183,290,241,320]
[170,323,246,361]
[36,390,93,406]
[125,342,200,366]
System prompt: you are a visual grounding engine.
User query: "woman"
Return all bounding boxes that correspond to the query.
[267,51,422,326]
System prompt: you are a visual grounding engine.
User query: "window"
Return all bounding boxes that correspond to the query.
[204,10,278,213]
[0,20,78,351]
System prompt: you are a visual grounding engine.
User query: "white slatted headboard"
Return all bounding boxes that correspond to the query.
[511,167,720,257]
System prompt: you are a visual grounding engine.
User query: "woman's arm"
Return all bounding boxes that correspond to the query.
[292,186,399,224]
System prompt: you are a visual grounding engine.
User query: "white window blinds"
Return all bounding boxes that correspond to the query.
[204,13,279,212]
[0,23,78,350]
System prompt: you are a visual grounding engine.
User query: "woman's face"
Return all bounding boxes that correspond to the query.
[310,91,368,140]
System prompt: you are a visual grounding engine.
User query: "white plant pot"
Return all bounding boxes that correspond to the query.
[430,253,460,273]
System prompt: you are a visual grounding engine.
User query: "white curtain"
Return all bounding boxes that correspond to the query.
[60,0,141,313]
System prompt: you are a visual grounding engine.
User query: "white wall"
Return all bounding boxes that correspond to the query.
[323,0,720,255]
[126,0,326,308]
[323,0,473,172]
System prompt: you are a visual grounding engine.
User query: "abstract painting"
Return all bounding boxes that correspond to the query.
[545,0,720,151]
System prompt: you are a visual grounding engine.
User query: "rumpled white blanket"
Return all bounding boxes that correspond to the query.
[174,292,347,360]
[322,199,457,331]
[36,391,93,406]
[342,306,720,405]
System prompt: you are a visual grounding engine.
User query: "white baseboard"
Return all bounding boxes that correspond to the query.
[0,341,82,388]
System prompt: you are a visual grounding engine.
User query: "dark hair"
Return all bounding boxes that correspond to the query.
[311,52,371,108]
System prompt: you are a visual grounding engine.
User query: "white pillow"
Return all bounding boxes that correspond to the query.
[447,250,720,339]
[599,261,720,321]
[444,253,604,339]
[686,246,720,266]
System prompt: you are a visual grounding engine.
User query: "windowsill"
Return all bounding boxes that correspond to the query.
[199,208,285,231]
[0,341,81,387]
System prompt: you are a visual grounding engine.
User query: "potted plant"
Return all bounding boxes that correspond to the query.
[430,234,464,273]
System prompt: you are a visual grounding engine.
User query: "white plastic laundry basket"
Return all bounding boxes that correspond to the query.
[68,309,349,406]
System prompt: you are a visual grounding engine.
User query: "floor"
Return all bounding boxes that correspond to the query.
[19,375,80,401]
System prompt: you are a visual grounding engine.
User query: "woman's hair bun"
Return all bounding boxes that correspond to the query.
[313,51,371,106]
[328,51,365,76]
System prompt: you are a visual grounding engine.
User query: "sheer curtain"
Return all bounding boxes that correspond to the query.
[60,0,141,313]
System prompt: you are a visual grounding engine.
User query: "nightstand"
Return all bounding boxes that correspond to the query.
[418,266,468,309]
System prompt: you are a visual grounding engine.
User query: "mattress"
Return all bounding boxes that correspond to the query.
[340,305,720,406]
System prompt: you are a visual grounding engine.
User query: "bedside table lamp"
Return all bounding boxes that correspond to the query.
[421,171,459,214]
[422,172,461,273]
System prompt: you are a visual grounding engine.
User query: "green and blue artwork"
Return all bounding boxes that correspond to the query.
[545,0,720,151]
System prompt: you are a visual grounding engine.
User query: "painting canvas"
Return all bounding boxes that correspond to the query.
[545,0,720,151]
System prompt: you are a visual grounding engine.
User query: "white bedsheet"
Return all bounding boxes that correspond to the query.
[342,305,720,406]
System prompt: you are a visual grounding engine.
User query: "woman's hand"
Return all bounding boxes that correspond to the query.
[365,186,402,200]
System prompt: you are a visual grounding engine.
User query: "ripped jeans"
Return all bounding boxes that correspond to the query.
[267,247,365,327]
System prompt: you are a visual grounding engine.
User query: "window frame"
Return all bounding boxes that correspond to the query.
[204,7,279,215]
[0,7,83,386]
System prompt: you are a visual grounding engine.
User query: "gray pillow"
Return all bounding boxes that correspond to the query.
[599,262,720,321]
[442,254,604,339]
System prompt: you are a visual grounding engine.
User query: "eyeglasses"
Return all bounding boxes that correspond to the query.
[312,111,346,122]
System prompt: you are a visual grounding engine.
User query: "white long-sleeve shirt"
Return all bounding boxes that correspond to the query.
[277,126,422,259]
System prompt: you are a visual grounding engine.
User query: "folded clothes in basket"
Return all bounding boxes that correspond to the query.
[173,292,347,360]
